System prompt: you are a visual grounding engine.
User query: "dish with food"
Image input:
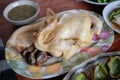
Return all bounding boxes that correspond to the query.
[3,0,40,26]
[103,1,120,34]
[8,5,37,21]
[91,0,114,3]
[109,8,120,30]
[5,9,114,79]
[63,52,120,80]
[83,0,115,5]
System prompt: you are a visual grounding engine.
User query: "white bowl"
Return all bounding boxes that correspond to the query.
[3,0,40,26]
[103,1,120,34]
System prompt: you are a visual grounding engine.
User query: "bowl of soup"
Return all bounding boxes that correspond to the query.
[3,0,40,26]
[103,1,120,34]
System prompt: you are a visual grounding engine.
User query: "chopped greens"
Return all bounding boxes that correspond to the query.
[93,0,115,3]
[75,72,89,80]
[94,63,109,80]
[107,56,120,78]
[109,8,120,20]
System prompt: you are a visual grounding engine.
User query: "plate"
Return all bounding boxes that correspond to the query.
[83,0,109,5]
[63,52,120,80]
[5,10,114,79]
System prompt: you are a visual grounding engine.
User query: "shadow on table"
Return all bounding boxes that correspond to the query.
[0,47,17,80]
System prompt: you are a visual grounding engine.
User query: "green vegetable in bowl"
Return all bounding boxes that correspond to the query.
[93,0,114,3]
[74,56,120,80]
[109,8,120,30]
[75,72,89,80]
[94,63,109,80]
[107,56,120,78]
[109,8,120,20]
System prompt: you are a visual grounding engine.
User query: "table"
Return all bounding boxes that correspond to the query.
[1,0,120,80]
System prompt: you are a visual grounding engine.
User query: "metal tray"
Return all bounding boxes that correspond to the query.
[63,51,120,80]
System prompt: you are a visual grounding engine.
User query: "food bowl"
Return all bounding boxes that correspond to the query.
[83,0,115,5]
[103,1,120,34]
[63,52,120,80]
[3,0,40,26]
